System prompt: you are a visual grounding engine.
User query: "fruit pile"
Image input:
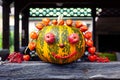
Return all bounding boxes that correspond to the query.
[27,17,110,64]
[7,52,23,63]
[7,52,30,63]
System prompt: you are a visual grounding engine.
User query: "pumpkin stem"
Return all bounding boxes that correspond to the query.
[57,14,63,25]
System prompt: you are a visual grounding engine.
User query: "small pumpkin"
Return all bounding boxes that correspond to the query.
[36,25,85,64]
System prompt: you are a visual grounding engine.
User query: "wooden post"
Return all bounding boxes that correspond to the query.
[14,2,20,52]
[2,1,10,49]
[91,7,96,47]
[21,10,29,47]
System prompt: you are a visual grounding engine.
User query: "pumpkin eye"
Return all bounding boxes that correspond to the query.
[68,33,79,44]
[44,33,55,44]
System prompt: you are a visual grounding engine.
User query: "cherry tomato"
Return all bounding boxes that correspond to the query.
[52,19,58,25]
[23,55,30,61]
[28,42,36,51]
[42,18,50,26]
[36,22,44,30]
[66,19,73,26]
[96,56,110,62]
[88,55,97,62]
[80,25,88,32]
[84,32,92,39]
[88,46,96,55]
[86,39,93,47]
[30,31,38,39]
[75,20,83,28]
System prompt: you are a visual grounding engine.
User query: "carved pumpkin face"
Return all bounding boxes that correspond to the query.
[36,25,85,64]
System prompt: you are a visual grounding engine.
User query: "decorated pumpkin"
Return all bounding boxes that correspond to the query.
[28,17,92,64]
[36,25,85,64]
[27,16,109,64]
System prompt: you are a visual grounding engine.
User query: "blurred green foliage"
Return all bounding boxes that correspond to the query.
[99,52,117,61]
[9,31,14,52]
[0,31,14,52]
[0,33,2,48]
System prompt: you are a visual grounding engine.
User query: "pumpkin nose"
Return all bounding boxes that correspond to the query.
[59,43,65,48]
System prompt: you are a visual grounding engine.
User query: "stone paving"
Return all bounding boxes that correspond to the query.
[0,61,120,80]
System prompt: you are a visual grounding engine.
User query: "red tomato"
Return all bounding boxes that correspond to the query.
[23,55,30,61]
[88,46,96,55]
[96,56,110,62]
[30,31,38,39]
[80,25,88,32]
[42,18,50,26]
[52,19,58,25]
[84,32,92,39]
[28,42,36,51]
[66,19,73,26]
[75,20,83,28]
[86,40,93,47]
[88,55,97,62]
[36,22,44,30]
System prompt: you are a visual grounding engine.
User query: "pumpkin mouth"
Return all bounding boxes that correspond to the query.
[51,51,77,59]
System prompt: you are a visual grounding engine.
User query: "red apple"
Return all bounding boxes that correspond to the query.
[44,33,55,44]
[68,33,79,44]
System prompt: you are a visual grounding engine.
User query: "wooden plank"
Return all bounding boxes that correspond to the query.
[0,61,120,79]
